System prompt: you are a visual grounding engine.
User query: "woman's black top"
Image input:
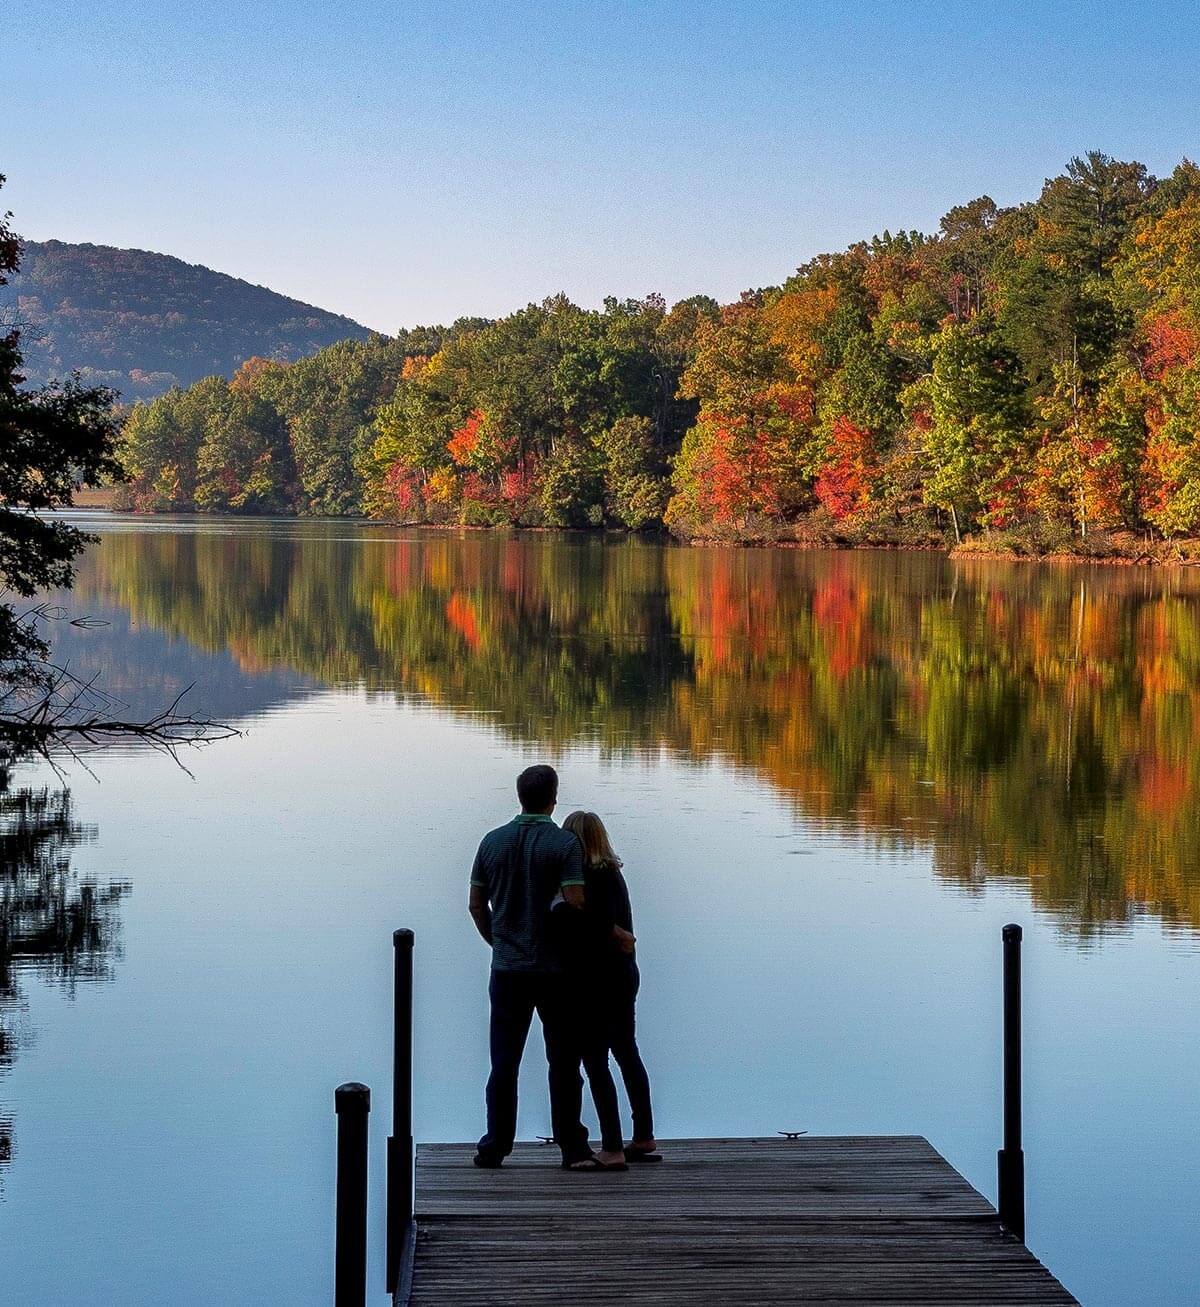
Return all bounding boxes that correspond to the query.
[554,857,637,982]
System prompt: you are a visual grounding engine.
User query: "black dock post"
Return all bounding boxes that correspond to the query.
[997,923,1025,1242]
[387,928,415,1294]
[334,1082,370,1307]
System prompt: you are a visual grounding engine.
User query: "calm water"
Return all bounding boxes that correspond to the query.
[4,517,1200,1305]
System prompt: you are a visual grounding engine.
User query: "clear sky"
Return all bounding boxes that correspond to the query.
[6,1,1200,331]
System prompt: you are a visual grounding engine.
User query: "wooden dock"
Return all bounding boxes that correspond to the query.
[400,1136,1077,1304]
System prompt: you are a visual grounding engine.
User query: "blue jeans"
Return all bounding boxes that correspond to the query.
[477,969,589,1164]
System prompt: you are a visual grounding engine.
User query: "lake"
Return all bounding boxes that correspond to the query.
[3,516,1199,1305]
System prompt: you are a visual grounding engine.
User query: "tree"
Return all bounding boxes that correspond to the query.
[938,196,1001,318]
[540,435,604,528]
[194,386,295,513]
[667,299,818,534]
[1123,192,1200,320]
[273,337,407,515]
[0,177,124,704]
[120,389,193,510]
[996,250,1119,393]
[1037,152,1155,277]
[360,364,456,521]
[599,415,668,529]
[359,294,702,529]
[994,156,1153,399]
[917,322,1030,536]
[814,416,876,520]
[0,180,233,759]
[1142,357,1200,535]
[120,376,228,511]
[1033,360,1138,535]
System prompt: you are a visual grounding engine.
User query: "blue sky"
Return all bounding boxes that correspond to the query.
[5,1,1200,330]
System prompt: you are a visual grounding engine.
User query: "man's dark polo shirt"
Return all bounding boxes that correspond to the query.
[470,814,585,972]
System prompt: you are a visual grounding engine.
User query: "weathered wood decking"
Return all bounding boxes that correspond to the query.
[402,1136,1077,1305]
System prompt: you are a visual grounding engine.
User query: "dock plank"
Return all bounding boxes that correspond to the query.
[405,1137,1077,1305]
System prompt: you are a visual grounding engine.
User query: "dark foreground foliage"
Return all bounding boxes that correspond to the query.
[1,180,121,711]
[1,178,234,762]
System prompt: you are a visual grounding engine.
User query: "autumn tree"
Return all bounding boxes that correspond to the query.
[104,152,1200,550]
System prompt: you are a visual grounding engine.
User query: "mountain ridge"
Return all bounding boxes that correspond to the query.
[0,238,376,400]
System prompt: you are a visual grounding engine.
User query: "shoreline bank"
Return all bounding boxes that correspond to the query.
[76,496,1200,568]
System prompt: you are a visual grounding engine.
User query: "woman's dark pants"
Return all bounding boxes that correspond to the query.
[581,972,654,1151]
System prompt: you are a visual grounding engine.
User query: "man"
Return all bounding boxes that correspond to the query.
[469,764,596,1169]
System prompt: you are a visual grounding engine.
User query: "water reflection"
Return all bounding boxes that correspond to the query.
[66,521,1200,934]
[0,777,127,1178]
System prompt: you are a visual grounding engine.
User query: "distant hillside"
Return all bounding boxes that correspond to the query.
[0,239,375,400]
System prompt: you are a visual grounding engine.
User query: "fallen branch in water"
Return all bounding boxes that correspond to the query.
[0,660,238,772]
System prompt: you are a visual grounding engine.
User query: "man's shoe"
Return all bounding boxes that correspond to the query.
[473,1151,504,1169]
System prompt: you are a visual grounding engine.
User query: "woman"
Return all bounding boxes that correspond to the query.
[559,810,661,1167]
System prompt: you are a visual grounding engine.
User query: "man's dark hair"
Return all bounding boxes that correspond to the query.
[516,764,558,812]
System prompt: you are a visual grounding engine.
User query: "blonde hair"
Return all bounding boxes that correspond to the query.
[561,811,622,869]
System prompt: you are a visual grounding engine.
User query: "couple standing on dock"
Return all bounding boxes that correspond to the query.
[468,764,662,1171]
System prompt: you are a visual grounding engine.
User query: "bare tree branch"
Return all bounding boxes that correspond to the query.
[0,660,238,771]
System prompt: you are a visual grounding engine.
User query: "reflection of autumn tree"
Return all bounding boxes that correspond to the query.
[73,528,1200,933]
[0,780,127,1176]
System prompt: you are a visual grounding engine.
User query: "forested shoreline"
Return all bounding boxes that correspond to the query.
[119,153,1200,560]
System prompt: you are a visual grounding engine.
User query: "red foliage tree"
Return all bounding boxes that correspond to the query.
[1144,311,1199,379]
[814,417,875,519]
[448,410,486,465]
[500,456,540,522]
[382,461,422,514]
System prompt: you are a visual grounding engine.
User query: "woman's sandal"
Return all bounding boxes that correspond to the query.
[562,1154,628,1172]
